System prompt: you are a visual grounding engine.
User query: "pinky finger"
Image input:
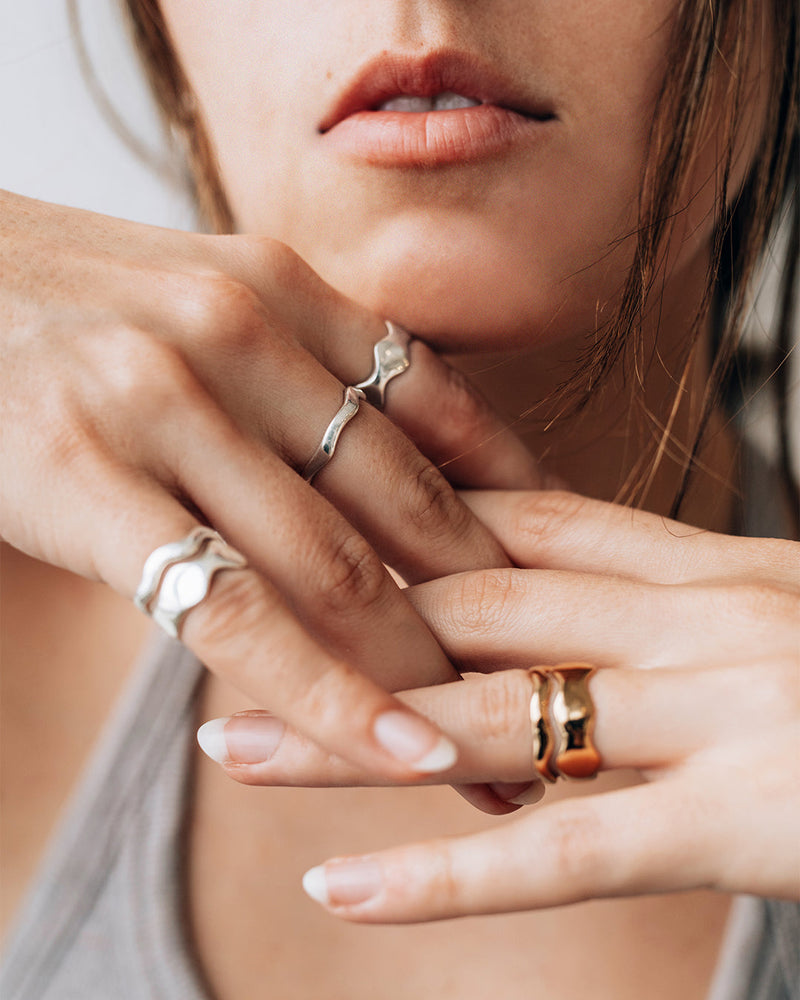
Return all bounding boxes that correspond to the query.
[301,779,722,923]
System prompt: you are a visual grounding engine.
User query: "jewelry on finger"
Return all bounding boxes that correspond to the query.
[302,385,365,483]
[353,319,412,410]
[134,525,218,614]
[527,668,558,783]
[549,664,601,780]
[135,528,247,639]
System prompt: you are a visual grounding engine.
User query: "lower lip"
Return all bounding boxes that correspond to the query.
[320,104,553,167]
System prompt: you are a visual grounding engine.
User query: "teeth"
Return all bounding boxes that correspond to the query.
[378,92,481,112]
[380,96,434,112]
[433,92,481,111]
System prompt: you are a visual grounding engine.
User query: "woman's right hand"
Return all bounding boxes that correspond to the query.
[0,189,541,788]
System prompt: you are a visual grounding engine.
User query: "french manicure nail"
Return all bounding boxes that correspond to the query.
[197,713,285,765]
[303,857,383,907]
[374,710,457,772]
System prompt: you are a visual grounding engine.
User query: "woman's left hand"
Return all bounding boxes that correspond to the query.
[198,490,800,920]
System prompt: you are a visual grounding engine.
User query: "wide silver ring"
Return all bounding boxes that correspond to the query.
[134,528,247,639]
[302,385,365,483]
[353,320,412,410]
[134,525,217,614]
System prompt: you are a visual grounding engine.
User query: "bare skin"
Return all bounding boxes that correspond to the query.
[183,332,740,1000]
[2,0,791,996]
[1,334,738,995]
[187,676,731,1000]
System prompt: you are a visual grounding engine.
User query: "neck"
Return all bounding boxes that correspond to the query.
[451,256,739,533]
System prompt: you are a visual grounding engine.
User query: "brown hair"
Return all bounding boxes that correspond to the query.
[114,0,799,528]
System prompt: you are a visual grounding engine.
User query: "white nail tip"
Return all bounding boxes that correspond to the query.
[302,866,329,906]
[414,735,458,773]
[196,717,230,764]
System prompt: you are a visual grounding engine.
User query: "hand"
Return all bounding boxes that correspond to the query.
[0,189,542,789]
[200,491,800,917]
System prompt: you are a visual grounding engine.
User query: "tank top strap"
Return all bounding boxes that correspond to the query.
[0,632,210,1000]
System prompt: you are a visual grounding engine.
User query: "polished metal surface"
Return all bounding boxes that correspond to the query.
[149,535,247,638]
[133,525,217,613]
[353,320,412,410]
[528,668,558,783]
[135,527,247,639]
[302,385,365,483]
[550,664,601,780]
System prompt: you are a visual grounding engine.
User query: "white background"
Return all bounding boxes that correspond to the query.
[0,0,194,226]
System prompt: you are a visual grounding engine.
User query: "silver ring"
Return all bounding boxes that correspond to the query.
[134,525,217,614]
[302,385,365,483]
[135,528,247,639]
[353,320,412,410]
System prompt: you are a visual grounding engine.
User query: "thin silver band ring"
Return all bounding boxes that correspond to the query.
[353,320,412,410]
[302,385,365,483]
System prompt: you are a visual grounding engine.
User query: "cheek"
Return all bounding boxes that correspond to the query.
[159,0,323,232]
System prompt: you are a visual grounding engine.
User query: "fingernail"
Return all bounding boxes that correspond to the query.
[374,711,457,772]
[197,713,285,764]
[303,857,383,907]
[489,779,546,806]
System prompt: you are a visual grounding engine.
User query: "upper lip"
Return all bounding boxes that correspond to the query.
[319,49,556,132]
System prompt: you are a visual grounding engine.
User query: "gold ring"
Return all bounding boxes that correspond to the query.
[527,668,558,783]
[550,664,601,780]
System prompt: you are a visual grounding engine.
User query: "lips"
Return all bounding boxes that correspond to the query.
[319,50,557,167]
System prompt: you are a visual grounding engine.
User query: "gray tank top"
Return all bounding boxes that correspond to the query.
[0,636,209,999]
[2,457,798,998]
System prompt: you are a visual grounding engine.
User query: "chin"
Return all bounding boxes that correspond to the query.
[308,222,617,354]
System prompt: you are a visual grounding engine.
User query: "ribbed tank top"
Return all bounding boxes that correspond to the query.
[0,636,209,999]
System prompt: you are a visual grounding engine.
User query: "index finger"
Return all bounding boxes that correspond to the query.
[220,236,545,491]
[85,460,460,782]
[198,663,752,787]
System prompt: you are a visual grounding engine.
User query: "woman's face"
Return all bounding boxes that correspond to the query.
[160,1,703,352]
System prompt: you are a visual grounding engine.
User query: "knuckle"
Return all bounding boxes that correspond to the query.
[453,568,521,635]
[762,539,800,586]
[432,365,492,455]
[190,273,266,353]
[749,659,800,725]
[292,658,362,731]
[416,841,461,911]
[312,530,389,618]
[187,568,273,657]
[402,458,471,539]
[236,236,322,307]
[722,583,799,631]
[512,490,588,558]
[37,410,102,482]
[29,371,93,455]
[546,803,605,887]
[255,237,308,286]
[471,670,532,744]
[97,326,199,418]
[732,537,800,586]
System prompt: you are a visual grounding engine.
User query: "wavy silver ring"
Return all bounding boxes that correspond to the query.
[302,385,365,483]
[135,528,247,639]
[353,320,412,410]
[134,525,217,614]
